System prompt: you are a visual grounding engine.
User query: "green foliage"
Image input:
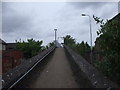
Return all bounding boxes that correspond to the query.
[95,60,112,77]
[48,42,55,47]
[93,15,120,83]
[64,35,76,47]
[75,41,90,56]
[64,35,90,57]
[44,42,55,50]
[16,38,43,59]
[41,46,47,51]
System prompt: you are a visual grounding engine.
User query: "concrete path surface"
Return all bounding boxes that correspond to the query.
[30,48,79,88]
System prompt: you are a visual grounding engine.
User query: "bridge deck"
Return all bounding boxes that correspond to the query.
[30,47,79,88]
[13,47,93,88]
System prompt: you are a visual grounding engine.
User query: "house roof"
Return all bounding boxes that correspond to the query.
[109,13,120,22]
[0,39,7,45]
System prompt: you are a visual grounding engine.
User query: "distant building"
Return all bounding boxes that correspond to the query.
[0,39,23,73]
[6,43,16,50]
[2,50,23,73]
[0,39,7,50]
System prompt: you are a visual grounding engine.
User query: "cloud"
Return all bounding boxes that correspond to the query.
[2,2,118,46]
[56,2,118,45]
[98,3,118,19]
[67,2,118,18]
[2,2,62,45]
[2,3,32,34]
[67,2,111,9]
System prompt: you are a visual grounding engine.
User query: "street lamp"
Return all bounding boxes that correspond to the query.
[54,29,57,44]
[82,13,93,63]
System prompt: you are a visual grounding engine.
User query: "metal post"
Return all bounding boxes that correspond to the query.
[54,29,57,44]
[88,15,93,64]
[82,14,93,63]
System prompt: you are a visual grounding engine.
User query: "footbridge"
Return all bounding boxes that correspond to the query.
[2,44,119,89]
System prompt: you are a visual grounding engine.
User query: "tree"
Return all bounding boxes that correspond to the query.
[64,35,90,59]
[64,35,76,47]
[16,38,43,59]
[76,41,90,57]
[93,14,120,84]
[48,42,55,47]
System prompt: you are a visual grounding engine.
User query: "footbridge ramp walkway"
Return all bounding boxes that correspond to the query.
[2,45,119,89]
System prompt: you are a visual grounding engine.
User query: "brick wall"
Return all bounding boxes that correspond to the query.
[2,56,13,73]
[2,50,23,73]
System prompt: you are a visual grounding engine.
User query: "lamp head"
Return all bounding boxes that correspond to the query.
[81,14,86,16]
[54,29,57,31]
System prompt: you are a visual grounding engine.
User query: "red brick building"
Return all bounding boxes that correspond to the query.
[0,39,23,73]
[2,50,23,73]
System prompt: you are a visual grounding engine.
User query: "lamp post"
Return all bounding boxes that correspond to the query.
[82,14,93,63]
[54,29,57,44]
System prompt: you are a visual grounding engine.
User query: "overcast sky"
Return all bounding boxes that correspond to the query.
[1,2,118,46]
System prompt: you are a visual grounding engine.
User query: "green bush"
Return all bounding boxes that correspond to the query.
[16,38,43,59]
[64,35,90,58]
[95,60,112,77]
[93,15,120,84]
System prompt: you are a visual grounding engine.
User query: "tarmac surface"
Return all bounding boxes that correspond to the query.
[30,48,79,88]
[14,47,92,88]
